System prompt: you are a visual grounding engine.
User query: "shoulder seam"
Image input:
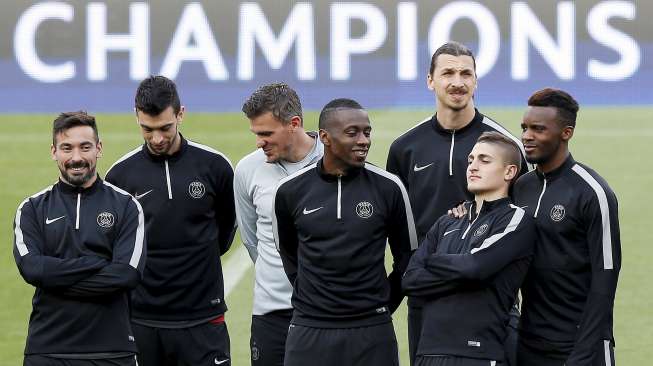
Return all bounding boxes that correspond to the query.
[394,116,432,140]
[187,140,233,169]
[107,145,142,175]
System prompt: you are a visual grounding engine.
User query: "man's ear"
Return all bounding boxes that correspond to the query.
[96,140,103,159]
[319,129,330,146]
[51,144,56,160]
[426,73,434,91]
[561,126,574,142]
[289,115,302,131]
[505,164,518,182]
[176,106,185,123]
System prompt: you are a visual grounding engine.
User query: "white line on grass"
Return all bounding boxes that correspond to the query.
[223,244,253,297]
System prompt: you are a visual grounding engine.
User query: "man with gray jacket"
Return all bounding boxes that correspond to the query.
[235,83,323,366]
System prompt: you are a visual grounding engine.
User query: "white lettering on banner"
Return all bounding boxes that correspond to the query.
[428,1,500,79]
[511,1,575,80]
[160,2,228,80]
[330,2,388,80]
[87,2,149,81]
[14,2,75,82]
[238,2,315,80]
[11,1,642,83]
[587,1,640,81]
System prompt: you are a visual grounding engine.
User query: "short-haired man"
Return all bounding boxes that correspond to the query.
[106,76,236,366]
[235,83,323,366]
[515,88,621,366]
[14,112,145,366]
[402,132,535,366]
[386,41,528,365]
[273,98,417,366]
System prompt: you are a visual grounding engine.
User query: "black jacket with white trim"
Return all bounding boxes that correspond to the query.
[13,177,145,356]
[402,198,535,361]
[106,135,236,323]
[386,109,529,243]
[513,155,621,364]
[273,160,418,328]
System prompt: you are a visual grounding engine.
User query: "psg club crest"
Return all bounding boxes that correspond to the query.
[96,212,115,228]
[356,201,373,219]
[188,181,206,199]
[474,223,489,237]
[550,204,566,222]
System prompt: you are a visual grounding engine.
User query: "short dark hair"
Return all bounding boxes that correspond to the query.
[135,75,181,116]
[476,131,522,177]
[52,111,98,146]
[528,88,579,128]
[429,41,476,75]
[318,98,364,130]
[242,83,303,125]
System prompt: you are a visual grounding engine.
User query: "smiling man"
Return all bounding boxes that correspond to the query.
[105,76,236,366]
[402,131,536,366]
[273,98,417,366]
[235,83,323,366]
[514,88,621,366]
[385,41,528,365]
[14,112,145,366]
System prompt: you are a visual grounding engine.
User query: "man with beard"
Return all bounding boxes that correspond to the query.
[386,41,528,366]
[514,88,621,366]
[273,98,417,366]
[402,132,536,366]
[105,76,237,366]
[235,83,323,366]
[14,111,145,366]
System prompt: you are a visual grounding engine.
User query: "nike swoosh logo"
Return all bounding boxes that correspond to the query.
[45,215,66,225]
[214,359,229,365]
[303,207,323,215]
[134,189,153,200]
[414,163,433,172]
[443,228,461,236]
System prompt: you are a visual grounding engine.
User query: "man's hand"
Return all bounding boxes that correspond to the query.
[447,203,467,218]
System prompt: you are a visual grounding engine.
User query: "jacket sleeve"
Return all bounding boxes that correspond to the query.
[386,179,418,312]
[13,199,108,289]
[272,184,299,285]
[60,197,146,299]
[425,209,535,282]
[234,162,259,262]
[566,189,621,366]
[215,158,237,256]
[401,219,469,299]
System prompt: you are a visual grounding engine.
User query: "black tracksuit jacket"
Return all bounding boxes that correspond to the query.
[105,136,236,322]
[513,155,621,365]
[273,160,418,328]
[13,178,146,356]
[402,198,535,361]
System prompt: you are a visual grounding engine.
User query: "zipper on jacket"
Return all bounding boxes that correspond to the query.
[449,130,455,176]
[461,212,479,239]
[534,177,547,218]
[165,160,173,199]
[75,193,81,230]
[337,176,342,219]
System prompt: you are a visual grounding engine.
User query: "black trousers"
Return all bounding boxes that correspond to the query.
[24,355,136,366]
[517,338,615,366]
[416,356,503,366]
[132,321,230,366]
[284,322,399,366]
[408,304,423,366]
[251,309,293,366]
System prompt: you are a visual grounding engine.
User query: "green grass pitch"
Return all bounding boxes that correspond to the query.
[0,107,650,365]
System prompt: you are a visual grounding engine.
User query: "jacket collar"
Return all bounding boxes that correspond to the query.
[467,197,511,222]
[316,158,363,182]
[142,134,188,162]
[57,175,102,195]
[431,108,484,136]
[535,154,575,181]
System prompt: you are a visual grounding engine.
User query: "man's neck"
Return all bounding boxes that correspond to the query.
[537,148,570,174]
[436,104,476,130]
[474,190,508,214]
[285,130,315,163]
[61,174,97,189]
[322,154,354,176]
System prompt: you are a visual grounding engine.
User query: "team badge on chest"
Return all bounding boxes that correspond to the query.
[473,223,489,237]
[188,181,205,199]
[355,201,373,218]
[97,212,115,228]
[550,204,566,222]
